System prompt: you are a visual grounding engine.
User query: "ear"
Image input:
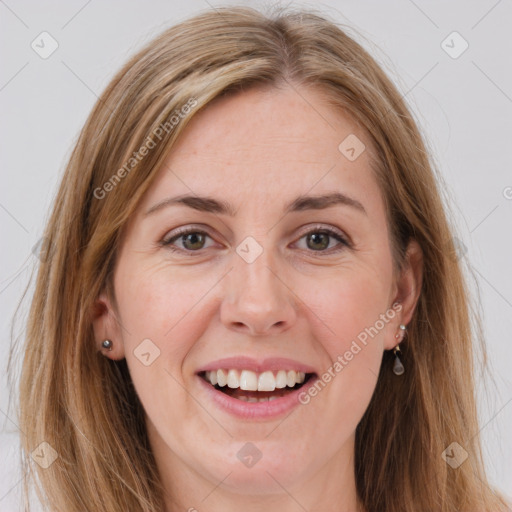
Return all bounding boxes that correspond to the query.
[385,239,423,350]
[91,292,126,360]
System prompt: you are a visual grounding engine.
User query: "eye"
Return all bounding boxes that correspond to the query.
[294,226,349,253]
[161,228,215,252]
[160,225,350,255]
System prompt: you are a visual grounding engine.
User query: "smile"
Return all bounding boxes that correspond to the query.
[197,368,317,419]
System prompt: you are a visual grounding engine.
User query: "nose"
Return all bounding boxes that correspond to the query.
[220,243,297,336]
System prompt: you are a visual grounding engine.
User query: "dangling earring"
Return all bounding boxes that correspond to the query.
[393,344,405,375]
[102,339,113,351]
[392,324,406,376]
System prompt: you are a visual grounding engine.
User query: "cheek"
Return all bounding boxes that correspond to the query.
[113,266,215,431]
[301,260,394,408]
[311,263,393,345]
[114,263,215,368]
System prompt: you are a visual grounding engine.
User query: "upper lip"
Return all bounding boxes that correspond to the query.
[196,356,318,375]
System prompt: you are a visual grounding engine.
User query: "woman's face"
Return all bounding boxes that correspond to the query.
[95,84,421,501]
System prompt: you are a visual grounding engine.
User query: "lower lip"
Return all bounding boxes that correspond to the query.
[196,375,317,420]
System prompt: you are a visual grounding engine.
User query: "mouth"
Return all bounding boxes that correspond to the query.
[198,369,317,403]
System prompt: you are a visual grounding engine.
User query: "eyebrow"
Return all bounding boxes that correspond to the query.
[145,192,367,217]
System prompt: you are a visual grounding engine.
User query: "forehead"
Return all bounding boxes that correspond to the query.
[138,84,383,218]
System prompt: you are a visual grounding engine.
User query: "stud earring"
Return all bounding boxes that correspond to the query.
[395,323,406,340]
[101,339,113,351]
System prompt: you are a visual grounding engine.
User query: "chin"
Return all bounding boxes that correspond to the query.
[219,465,304,496]
[205,445,309,495]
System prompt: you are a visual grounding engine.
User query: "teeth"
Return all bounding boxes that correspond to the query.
[227,369,239,388]
[238,396,279,403]
[239,370,258,391]
[258,371,275,392]
[216,369,227,387]
[204,369,307,390]
[275,370,287,389]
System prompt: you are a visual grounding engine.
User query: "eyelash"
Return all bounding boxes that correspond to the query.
[160,225,350,255]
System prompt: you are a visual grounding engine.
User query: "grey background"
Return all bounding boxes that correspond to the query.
[1,0,511,509]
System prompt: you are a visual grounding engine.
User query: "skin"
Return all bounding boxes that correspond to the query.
[93,83,423,512]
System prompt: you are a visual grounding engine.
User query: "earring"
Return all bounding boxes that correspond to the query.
[102,339,113,351]
[392,344,405,375]
[394,324,406,341]
[392,324,406,376]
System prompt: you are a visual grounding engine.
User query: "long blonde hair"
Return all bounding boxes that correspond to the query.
[9,5,509,511]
